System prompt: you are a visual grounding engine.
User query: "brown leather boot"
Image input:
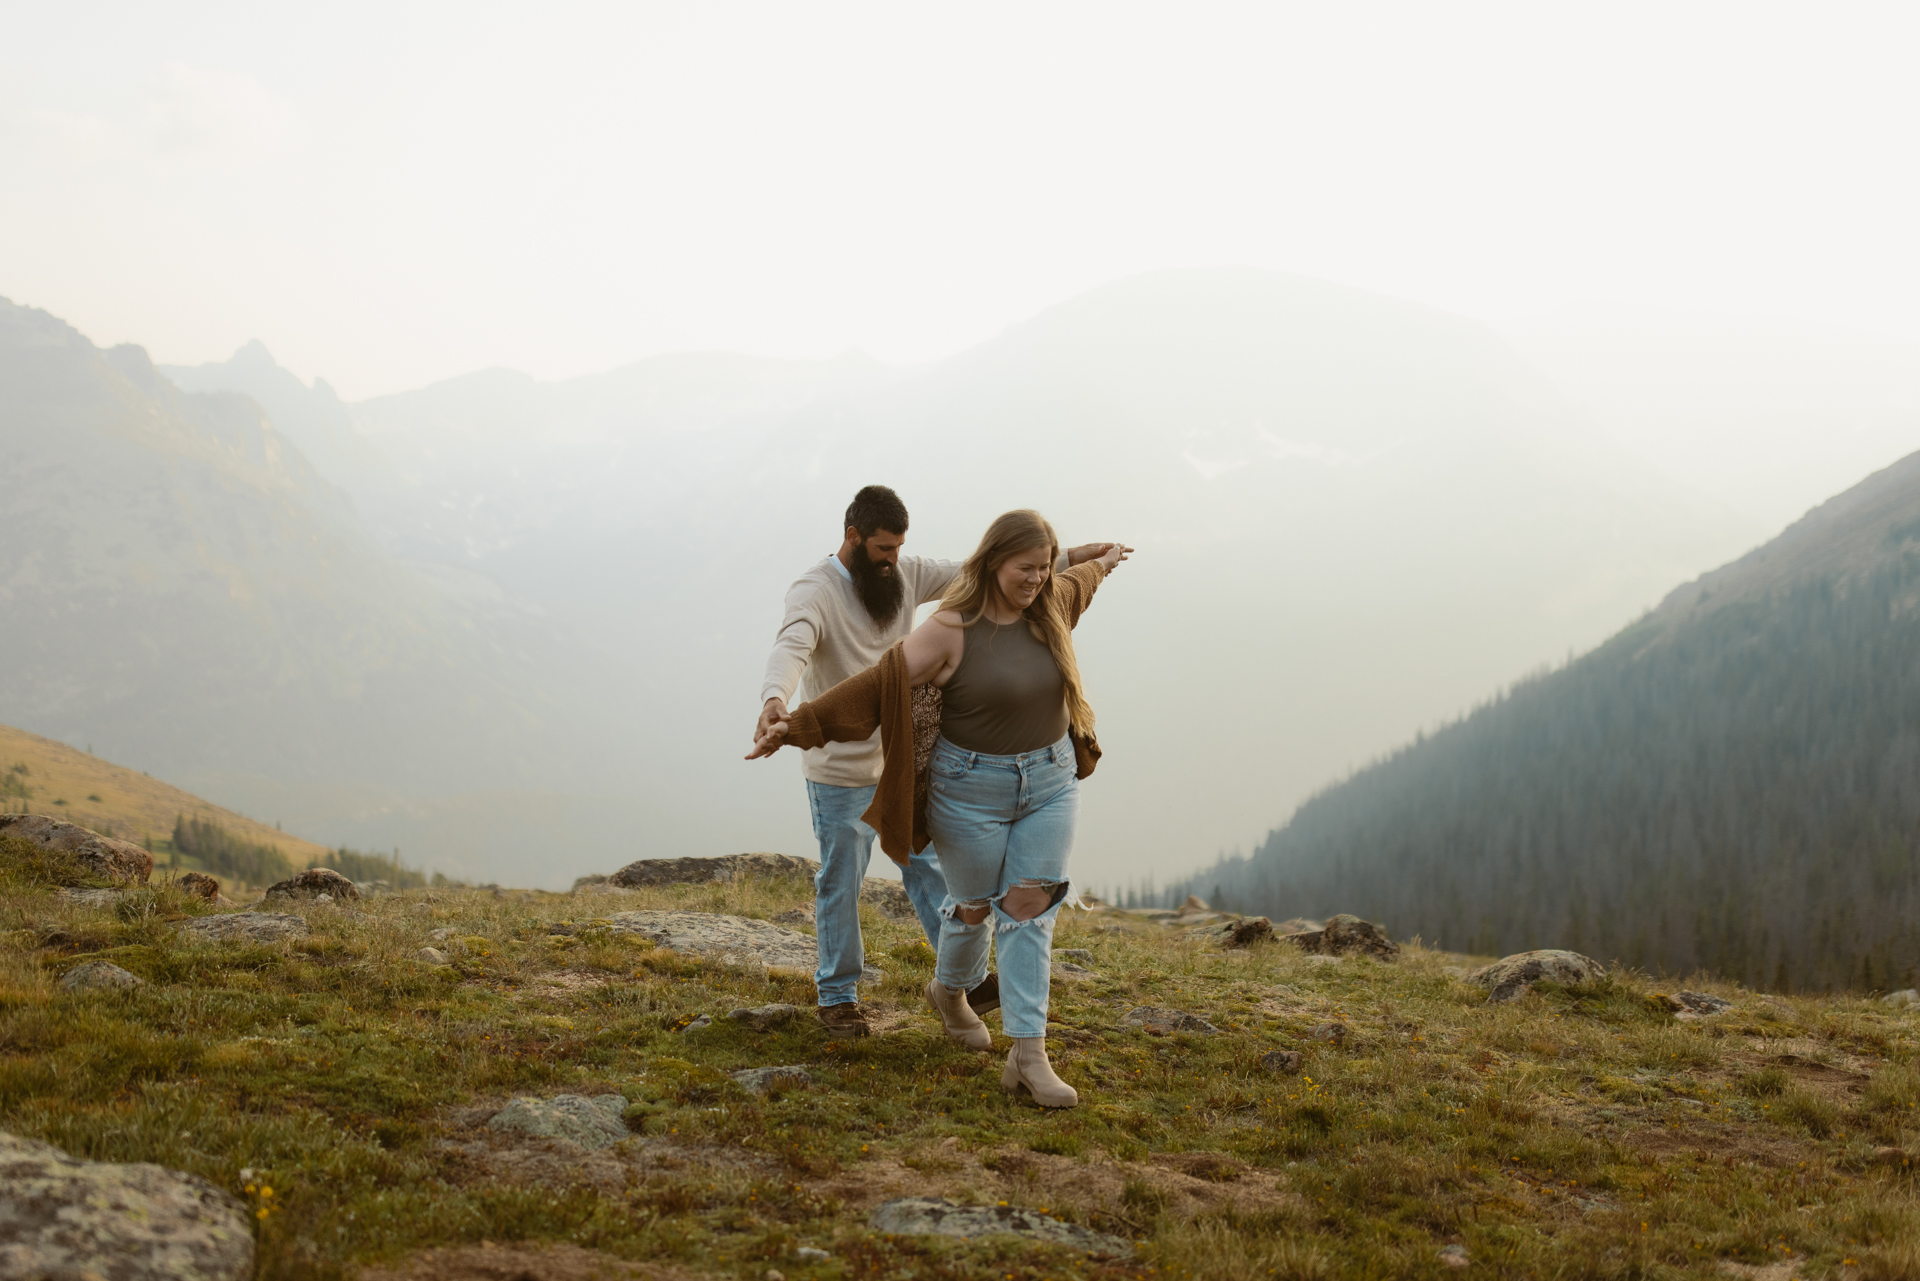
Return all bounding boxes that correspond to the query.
[1002,1036,1078,1108]
[966,972,1001,1016]
[815,1002,870,1040]
[925,979,992,1050]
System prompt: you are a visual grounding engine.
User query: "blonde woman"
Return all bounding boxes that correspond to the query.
[749,510,1130,1107]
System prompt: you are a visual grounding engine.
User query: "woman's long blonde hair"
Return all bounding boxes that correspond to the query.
[937,509,1094,735]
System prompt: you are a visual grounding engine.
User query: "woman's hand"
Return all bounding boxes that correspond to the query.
[1097,543,1134,572]
[744,718,790,760]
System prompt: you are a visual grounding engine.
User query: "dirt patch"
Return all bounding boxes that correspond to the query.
[356,1241,698,1281]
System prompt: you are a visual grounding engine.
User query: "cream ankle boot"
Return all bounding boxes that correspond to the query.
[1002,1036,1078,1108]
[925,979,992,1050]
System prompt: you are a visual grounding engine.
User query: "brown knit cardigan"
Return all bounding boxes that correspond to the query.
[781,560,1109,862]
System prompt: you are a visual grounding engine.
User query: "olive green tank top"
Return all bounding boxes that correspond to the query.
[938,619,1069,755]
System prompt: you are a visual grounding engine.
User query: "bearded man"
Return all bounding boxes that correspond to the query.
[759,485,1113,1039]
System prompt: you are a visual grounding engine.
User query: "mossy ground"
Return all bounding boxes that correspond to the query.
[4,839,1920,1279]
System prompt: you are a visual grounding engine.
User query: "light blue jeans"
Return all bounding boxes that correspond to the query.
[806,779,948,1006]
[926,734,1078,1039]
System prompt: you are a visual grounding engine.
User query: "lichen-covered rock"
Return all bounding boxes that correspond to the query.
[0,1130,253,1280]
[606,853,816,889]
[570,873,610,892]
[1121,1006,1219,1035]
[486,1094,629,1150]
[1282,913,1399,960]
[1672,990,1733,1017]
[178,912,309,944]
[1307,1022,1349,1044]
[870,1197,1131,1256]
[605,910,882,981]
[727,1003,804,1031]
[416,947,450,965]
[177,872,220,901]
[58,960,145,993]
[729,1065,812,1094]
[1469,950,1606,1004]
[0,814,152,885]
[1260,1049,1304,1075]
[264,868,358,902]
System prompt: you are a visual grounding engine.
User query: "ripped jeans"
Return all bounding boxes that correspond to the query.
[926,733,1078,1039]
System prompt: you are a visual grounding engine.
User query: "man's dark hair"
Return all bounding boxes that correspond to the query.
[845,485,909,540]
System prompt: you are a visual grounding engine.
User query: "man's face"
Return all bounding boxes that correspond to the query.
[854,527,905,575]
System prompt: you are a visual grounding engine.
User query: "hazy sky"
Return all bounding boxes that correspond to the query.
[4,2,1919,399]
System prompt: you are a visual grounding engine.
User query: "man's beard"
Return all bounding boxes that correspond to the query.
[849,549,905,625]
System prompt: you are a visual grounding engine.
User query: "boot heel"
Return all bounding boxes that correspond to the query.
[1001,1057,1025,1094]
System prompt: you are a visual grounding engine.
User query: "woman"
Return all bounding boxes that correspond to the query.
[749,510,1130,1108]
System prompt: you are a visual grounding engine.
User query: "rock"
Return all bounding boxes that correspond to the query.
[416,947,450,965]
[58,960,145,992]
[1282,913,1399,960]
[56,887,121,907]
[1307,1022,1349,1044]
[1672,990,1733,1017]
[771,907,814,925]
[1175,894,1210,915]
[1302,954,1343,967]
[675,1014,713,1032]
[1872,1146,1912,1166]
[264,868,359,902]
[1469,950,1607,1004]
[0,1129,253,1279]
[1121,1006,1219,1036]
[1260,1049,1304,1074]
[1190,916,1275,947]
[486,1094,629,1150]
[870,1197,1132,1256]
[607,852,817,889]
[0,814,153,885]
[605,910,882,981]
[570,874,610,892]
[1439,1243,1469,1268]
[730,1065,812,1094]
[177,871,220,901]
[793,1246,832,1262]
[727,1003,804,1031]
[858,878,916,919]
[1276,917,1323,934]
[1885,989,1918,1008]
[1051,962,1097,980]
[178,912,310,944]
[1054,948,1095,963]
[353,879,391,896]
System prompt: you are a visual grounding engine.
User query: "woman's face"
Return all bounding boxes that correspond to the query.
[993,544,1052,612]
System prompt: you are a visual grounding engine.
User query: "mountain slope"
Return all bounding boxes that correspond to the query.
[0,722,328,863]
[1182,451,1920,992]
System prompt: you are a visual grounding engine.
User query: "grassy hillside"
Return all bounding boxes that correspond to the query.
[0,722,329,866]
[1187,451,1920,994]
[5,847,1920,1279]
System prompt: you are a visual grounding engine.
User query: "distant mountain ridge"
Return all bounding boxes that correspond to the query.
[1177,451,1920,991]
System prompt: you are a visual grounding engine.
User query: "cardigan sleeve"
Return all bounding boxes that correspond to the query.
[780,662,884,750]
[1056,560,1108,629]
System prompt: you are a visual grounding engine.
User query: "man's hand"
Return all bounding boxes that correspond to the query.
[755,697,788,741]
[1097,543,1134,572]
[745,718,790,760]
[1065,542,1115,567]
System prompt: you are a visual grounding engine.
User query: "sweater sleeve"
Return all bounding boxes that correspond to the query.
[903,555,963,609]
[781,662,886,750]
[1057,560,1108,629]
[759,585,821,705]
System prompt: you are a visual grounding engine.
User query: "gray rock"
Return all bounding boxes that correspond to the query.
[1053,948,1095,963]
[0,814,153,885]
[727,1003,804,1031]
[1885,989,1918,1008]
[1439,1243,1469,1268]
[0,1129,253,1279]
[870,1197,1131,1256]
[1307,1022,1349,1044]
[416,947,450,965]
[858,879,916,920]
[264,868,359,902]
[1260,1049,1304,1075]
[1051,962,1097,980]
[178,912,310,944]
[486,1094,629,1150]
[675,1014,713,1032]
[607,853,817,889]
[730,1065,812,1094]
[1469,950,1607,1004]
[1275,917,1323,934]
[56,887,121,907]
[58,960,145,993]
[771,907,814,925]
[570,873,611,892]
[605,910,882,981]
[1281,913,1398,960]
[1121,1006,1219,1036]
[1673,990,1733,1016]
[793,1246,832,1262]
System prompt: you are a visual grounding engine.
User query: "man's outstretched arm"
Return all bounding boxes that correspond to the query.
[758,612,818,743]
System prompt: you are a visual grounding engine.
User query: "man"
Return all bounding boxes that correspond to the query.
[759,485,1112,1039]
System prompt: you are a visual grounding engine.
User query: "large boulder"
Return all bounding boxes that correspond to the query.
[486,1095,629,1150]
[58,960,145,993]
[606,853,815,889]
[0,1130,253,1280]
[0,815,152,885]
[1469,950,1607,1004]
[1282,913,1399,960]
[605,910,882,981]
[179,912,310,944]
[264,868,358,902]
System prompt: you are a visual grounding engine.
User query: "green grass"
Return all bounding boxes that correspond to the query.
[5,843,1920,1279]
